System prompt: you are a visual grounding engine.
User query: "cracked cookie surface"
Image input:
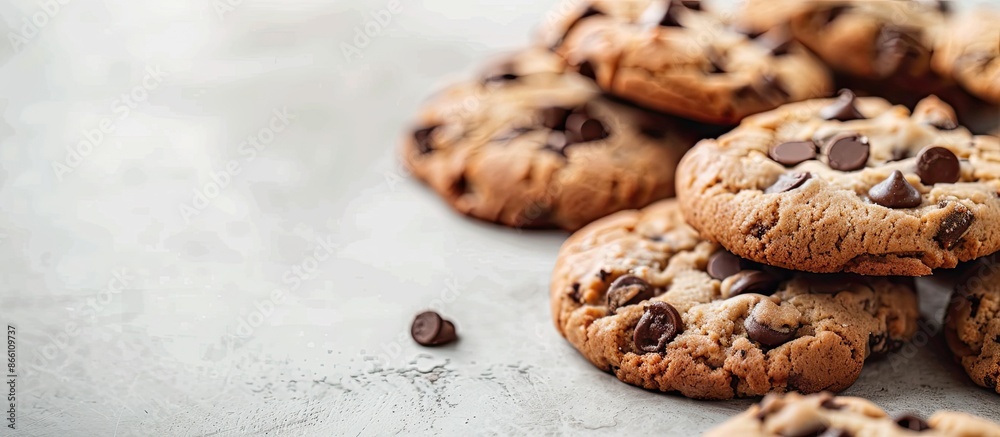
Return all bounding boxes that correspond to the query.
[550,200,918,400]
[945,253,1000,395]
[706,392,1000,436]
[539,0,832,124]
[676,93,1000,276]
[401,49,696,231]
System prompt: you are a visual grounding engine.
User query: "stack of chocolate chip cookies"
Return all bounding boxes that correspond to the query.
[401,0,1000,433]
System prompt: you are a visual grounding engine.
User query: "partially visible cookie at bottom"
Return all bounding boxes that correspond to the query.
[705,392,1000,437]
[945,253,1000,395]
[550,199,919,400]
[402,49,697,231]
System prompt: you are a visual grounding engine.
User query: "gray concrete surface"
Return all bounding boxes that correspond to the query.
[0,0,998,435]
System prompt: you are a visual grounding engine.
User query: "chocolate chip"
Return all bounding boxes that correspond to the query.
[565,113,608,143]
[634,301,684,353]
[769,141,817,166]
[411,311,458,346]
[915,146,960,184]
[607,275,656,312]
[820,89,865,122]
[824,133,869,171]
[765,172,812,194]
[571,283,582,302]
[707,250,744,280]
[868,170,922,208]
[893,414,930,431]
[578,60,597,81]
[413,126,438,154]
[874,26,924,77]
[541,107,570,130]
[724,270,779,298]
[745,312,796,347]
[984,375,997,391]
[935,203,974,249]
[967,294,982,318]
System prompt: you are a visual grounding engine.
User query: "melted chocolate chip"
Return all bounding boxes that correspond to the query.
[820,89,865,122]
[724,270,780,298]
[893,414,930,431]
[874,26,924,77]
[607,275,656,312]
[707,250,743,280]
[824,133,869,171]
[578,60,597,81]
[634,301,684,353]
[565,113,609,143]
[769,141,818,166]
[413,126,439,154]
[935,203,974,249]
[744,312,796,347]
[411,311,458,346]
[915,146,960,184]
[869,170,922,208]
[765,172,812,194]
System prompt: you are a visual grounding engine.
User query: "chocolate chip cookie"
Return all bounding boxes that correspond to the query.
[706,392,1000,436]
[676,92,1000,276]
[401,49,697,231]
[737,0,949,81]
[932,8,1000,104]
[539,0,832,124]
[945,253,1000,395]
[550,199,919,400]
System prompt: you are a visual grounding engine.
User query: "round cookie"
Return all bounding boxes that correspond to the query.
[539,0,832,124]
[676,92,1000,276]
[706,392,1000,437]
[401,49,697,231]
[932,8,1000,104]
[550,199,919,400]
[945,253,1000,395]
[736,0,949,81]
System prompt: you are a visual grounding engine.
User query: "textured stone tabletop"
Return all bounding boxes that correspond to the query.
[0,0,998,435]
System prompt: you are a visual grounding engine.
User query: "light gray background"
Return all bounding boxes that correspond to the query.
[1,0,998,435]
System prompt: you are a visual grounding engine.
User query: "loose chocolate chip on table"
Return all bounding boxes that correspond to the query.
[915,146,960,184]
[413,126,438,154]
[411,311,458,346]
[935,203,974,249]
[893,414,930,431]
[765,172,812,194]
[565,113,608,143]
[724,270,779,298]
[744,312,796,347]
[634,301,684,353]
[707,250,744,280]
[868,170,922,208]
[824,133,869,171]
[541,107,570,130]
[819,89,865,122]
[769,141,817,166]
[607,275,656,312]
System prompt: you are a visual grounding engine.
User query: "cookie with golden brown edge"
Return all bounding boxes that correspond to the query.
[538,0,832,124]
[932,8,1000,104]
[401,49,697,231]
[550,200,918,400]
[706,392,1000,437]
[676,92,1000,276]
[945,253,1000,395]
